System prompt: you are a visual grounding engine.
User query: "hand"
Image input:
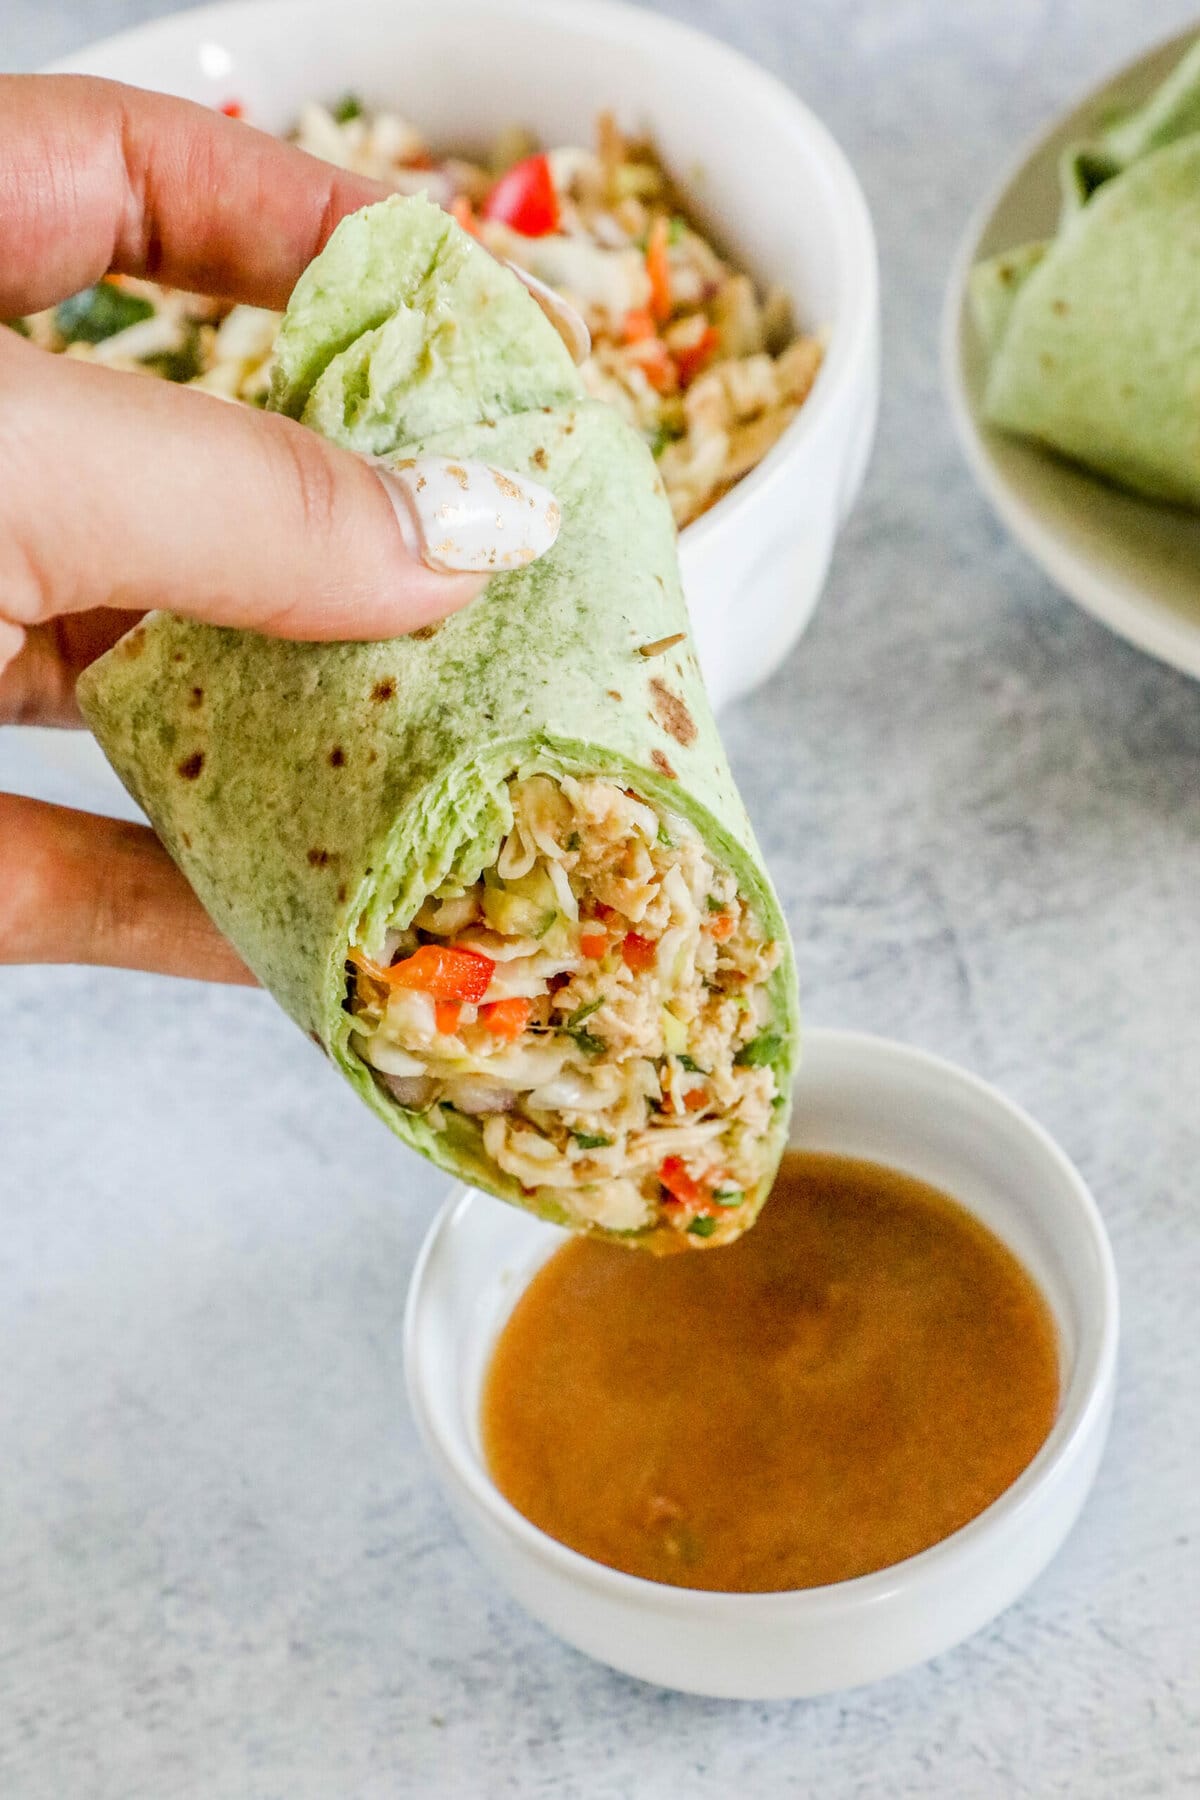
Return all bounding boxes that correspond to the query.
[0,77,550,984]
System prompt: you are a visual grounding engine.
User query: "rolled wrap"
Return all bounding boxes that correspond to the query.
[78,196,798,1244]
[971,38,1200,508]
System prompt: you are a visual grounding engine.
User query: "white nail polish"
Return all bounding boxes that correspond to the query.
[505,261,592,365]
[376,457,562,575]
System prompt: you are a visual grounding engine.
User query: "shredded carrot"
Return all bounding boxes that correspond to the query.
[621,932,657,973]
[479,997,532,1040]
[450,194,480,237]
[683,1087,709,1112]
[434,999,463,1035]
[646,215,672,323]
[631,337,675,394]
[622,308,656,344]
[705,911,736,942]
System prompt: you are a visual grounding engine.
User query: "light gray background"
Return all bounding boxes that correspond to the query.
[3,1,1199,1794]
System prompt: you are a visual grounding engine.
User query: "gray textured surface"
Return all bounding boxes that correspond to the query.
[2,1,1200,1794]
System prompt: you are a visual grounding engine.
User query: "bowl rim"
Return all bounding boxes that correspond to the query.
[941,20,1200,681]
[49,0,880,549]
[405,1025,1119,1618]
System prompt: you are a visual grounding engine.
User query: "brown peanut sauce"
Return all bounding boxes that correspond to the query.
[482,1151,1059,1591]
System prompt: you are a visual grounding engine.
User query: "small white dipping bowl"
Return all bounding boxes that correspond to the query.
[944,25,1200,681]
[26,0,879,803]
[405,1028,1118,1700]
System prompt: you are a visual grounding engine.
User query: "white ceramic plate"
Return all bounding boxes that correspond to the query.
[21,0,879,803]
[406,1029,1118,1699]
[944,26,1200,680]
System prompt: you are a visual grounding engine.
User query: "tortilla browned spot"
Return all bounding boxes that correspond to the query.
[372,679,396,702]
[177,751,204,780]
[651,749,678,779]
[649,679,697,747]
[329,747,346,767]
[188,687,204,708]
[336,883,349,904]
[307,848,332,867]
[118,628,147,659]
[532,446,548,470]
[410,623,441,642]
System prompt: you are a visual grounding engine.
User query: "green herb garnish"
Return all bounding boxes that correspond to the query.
[571,1130,613,1150]
[705,894,727,913]
[668,214,686,244]
[647,421,684,459]
[675,1053,703,1073]
[711,1188,744,1208]
[656,823,675,849]
[332,92,364,123]
[567,1029,606,1058]
[145,325,203,384]
[686,1216,718,1237]
[533,909,558,939]
[55,284,155,345]
[734,1032,784,1069]
[566,998,603,1030]
[565,831,582,852]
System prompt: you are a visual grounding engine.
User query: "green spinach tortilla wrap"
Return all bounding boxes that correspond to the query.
[78,195,798,1250]
[971,37,1200,508]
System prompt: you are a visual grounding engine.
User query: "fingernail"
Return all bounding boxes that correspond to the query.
[375,457,562,574]
[505,261,591,365]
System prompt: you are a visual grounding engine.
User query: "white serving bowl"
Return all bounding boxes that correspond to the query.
[405,1028,1118,1700]
[27,0,879,804]
[944,25,1200,681]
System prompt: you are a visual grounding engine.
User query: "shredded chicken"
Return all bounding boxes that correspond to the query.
[347,775,784,1244]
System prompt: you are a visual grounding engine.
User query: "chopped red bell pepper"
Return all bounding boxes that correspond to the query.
[384,944,494,1002]
[682,1087,709,1112]
[479,996,533,1040]
[579,929,608,959]
[621,932,657,973]
[218,99,244,118]
[674,324,720,387]
[659,1156,709,1210]
[434,999,464,1035]
[592,902,616,921]
[482,153,559,236]
[645,215,673,323]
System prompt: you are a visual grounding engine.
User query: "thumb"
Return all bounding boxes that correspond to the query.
[0,330,560,643]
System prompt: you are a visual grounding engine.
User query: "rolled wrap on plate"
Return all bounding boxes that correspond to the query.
[971,37,1200,508]
[79,196,798,1249]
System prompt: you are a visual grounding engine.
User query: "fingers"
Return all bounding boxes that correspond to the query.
[0,332,506,641]
[0,75,390,317]
[0,609,144,727]
[0,795,255,983]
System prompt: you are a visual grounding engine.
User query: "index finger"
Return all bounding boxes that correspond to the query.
[0,74,390,317]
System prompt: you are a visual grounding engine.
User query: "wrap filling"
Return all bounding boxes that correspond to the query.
[347,773,782,1244]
